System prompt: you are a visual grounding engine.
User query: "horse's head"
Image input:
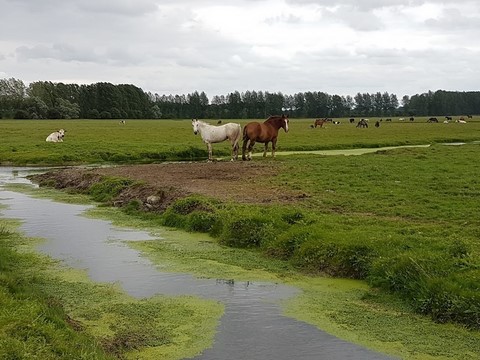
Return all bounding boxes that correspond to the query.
[282,115,289,133]
[192,119,199,135]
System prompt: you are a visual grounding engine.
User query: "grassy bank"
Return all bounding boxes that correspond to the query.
[72,206,480,360]
[0,217,223,359]
[1,118,480,165]
[165,144,480,329]
[30,143,480,330]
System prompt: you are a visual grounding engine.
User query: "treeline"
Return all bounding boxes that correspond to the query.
[0,77,479,119]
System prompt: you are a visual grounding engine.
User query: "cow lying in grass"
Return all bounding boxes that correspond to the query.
[46,129,66,142]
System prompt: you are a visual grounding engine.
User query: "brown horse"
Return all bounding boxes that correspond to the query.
[242,114,289,160]
[314,118,328,128]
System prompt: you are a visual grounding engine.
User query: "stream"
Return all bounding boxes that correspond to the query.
[0,167,393,360]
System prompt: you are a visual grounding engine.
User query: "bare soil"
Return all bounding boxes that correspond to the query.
[32,161,307,211]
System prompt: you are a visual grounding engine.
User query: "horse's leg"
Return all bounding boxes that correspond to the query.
[247,140,255,160]
[232,142,239,161]
[271,138,277,157]
[207,143,213,162]
[263,142,269,157]
[242,139,248,161]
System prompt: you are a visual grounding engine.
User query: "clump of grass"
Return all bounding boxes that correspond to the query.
[88,177,134,202]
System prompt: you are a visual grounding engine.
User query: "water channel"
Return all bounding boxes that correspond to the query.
[0,167,394,360]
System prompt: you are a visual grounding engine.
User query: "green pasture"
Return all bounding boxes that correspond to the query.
[1,117,480,165]
[2,117,480,358]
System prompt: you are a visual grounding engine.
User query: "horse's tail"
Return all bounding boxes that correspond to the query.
[233,124,242,150]
[242,124,249,142]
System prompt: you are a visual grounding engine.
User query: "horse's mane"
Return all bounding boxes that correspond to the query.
[193,119,209,126]
[265,114,288,123]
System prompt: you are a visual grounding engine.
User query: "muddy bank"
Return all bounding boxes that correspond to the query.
[30,162,308,212]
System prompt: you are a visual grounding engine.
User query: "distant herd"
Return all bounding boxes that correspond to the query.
[309,115,472,128]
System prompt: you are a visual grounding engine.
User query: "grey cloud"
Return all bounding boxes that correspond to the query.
[15,43,145,66]
[321,7,384,31]
[3,0,159,16]
[285,0,477,11]
[76,0,159,16]
[425,8,480,31]
[16,43,97,63]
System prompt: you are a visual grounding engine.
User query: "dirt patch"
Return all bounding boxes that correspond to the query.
[31,161,307,211]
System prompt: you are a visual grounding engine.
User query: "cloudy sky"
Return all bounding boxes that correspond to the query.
[1,0,479,98]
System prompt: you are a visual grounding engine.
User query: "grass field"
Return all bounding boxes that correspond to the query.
[2,117,480,359]
[1,117,480,165]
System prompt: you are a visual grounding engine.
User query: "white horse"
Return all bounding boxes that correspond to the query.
[192,119,241,161]
[46,129,66,142]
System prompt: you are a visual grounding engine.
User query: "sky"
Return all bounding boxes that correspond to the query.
[1,0,479,99]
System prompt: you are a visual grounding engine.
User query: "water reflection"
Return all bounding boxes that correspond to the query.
[0,167,393,360]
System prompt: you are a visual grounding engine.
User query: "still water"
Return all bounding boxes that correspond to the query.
[0,167,393,360]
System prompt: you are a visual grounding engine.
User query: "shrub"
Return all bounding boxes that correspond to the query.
[368,249,480,328]
[220,214,277,248]
[124,200,142,214]
[417,274,480,328]
[186,211,218,233]
[88,177,134,202]
[266,226,312,259]
[294,239,377,278]
[161,196,217,231]
[170,196,214,215]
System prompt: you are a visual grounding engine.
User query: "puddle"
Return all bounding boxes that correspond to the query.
[0,167,393,360]
[264,144,431,156]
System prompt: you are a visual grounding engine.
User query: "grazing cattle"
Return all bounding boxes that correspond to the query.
[349,118,355,123]
[467,115,473,119]
[456,119,467,124]
[46,129,66,142]
[443,120,449,124]
[375,121,380,128]
[217,120,222,124]
[385,118,392,122]
[427,117,438,123]
[119,120,126,125]
[356,119,368,128]
[332,121,340,125]
[409,117,415,121]
[445,116,452,121]
[399,118,405,121]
